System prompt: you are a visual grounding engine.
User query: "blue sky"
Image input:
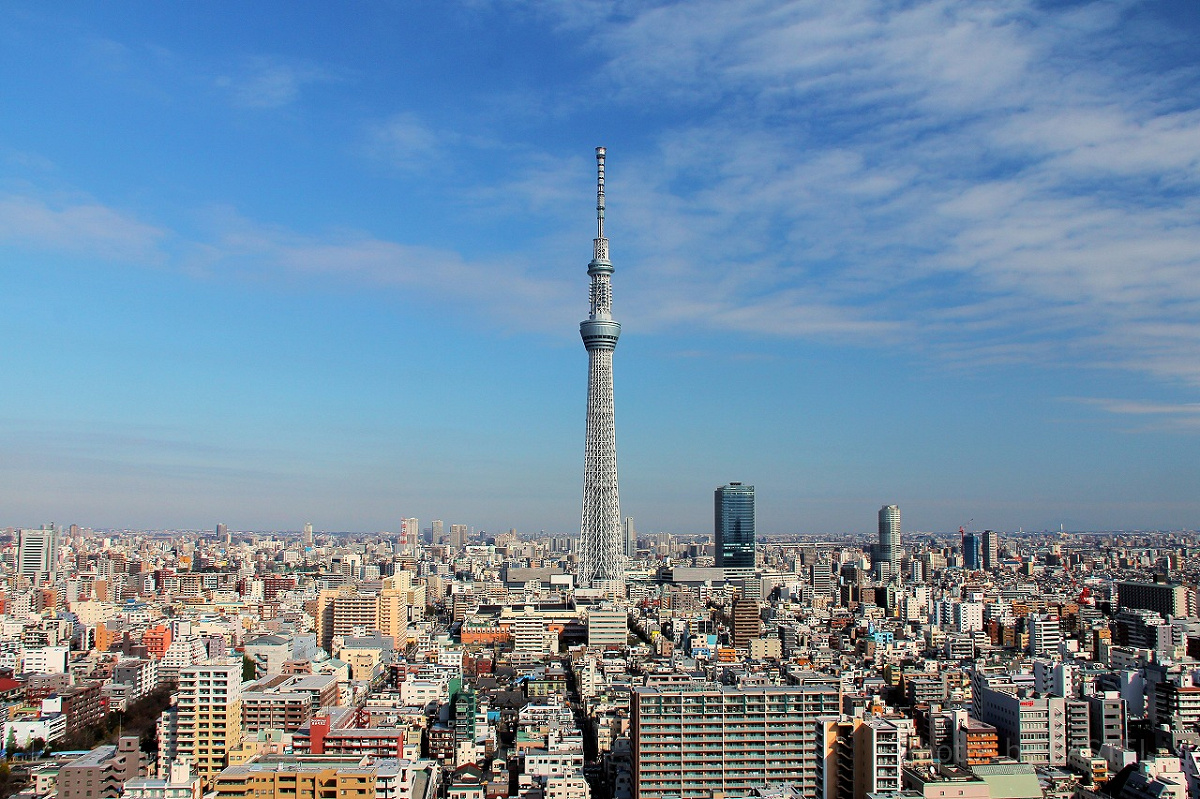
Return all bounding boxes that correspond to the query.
[1,1,1197,535]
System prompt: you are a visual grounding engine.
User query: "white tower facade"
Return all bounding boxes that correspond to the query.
[18,526,57,583]
[878,504,901,569]
[577,147,624,594]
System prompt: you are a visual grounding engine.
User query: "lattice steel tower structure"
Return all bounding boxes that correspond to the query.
[577,146,624,593]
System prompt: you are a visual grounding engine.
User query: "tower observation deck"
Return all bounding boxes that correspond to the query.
[577,147,624,595]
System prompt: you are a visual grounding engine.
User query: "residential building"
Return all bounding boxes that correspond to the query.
[176,660,244,785]
[58,736,147,799]
[632,682,841,799]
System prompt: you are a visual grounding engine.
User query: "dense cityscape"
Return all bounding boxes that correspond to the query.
[4,3,1198,799]
[0,148,1197,799]
[1,513,1198,799]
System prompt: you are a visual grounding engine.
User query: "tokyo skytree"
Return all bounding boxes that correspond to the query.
[577,146,624,594]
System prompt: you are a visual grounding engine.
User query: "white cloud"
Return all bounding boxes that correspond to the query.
[0,194,166,262]
[216,56,338,109]
[498,0,1200,388]
[366,114,446,171]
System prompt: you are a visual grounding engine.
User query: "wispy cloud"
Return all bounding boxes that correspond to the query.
[497,0,1200,386]
[215,56,340,109]
[1068,397,1200,433]
[179,206,580,333]
[366,113,447,171]
[0,194,166,262]
[1074,398,1200,417]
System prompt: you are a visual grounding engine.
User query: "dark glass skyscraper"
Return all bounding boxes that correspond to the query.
[963,532,982,570]
[715,482,755,569]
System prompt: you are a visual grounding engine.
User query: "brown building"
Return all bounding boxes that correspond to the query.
[731,598,762,650]
[43,681,104,733]
[58,737,147,799]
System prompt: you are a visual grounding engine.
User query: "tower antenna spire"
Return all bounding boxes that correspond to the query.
[596,146,606,241]
[578,146,622,595]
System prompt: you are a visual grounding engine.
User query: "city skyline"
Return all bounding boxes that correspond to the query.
[1,2,1199,534]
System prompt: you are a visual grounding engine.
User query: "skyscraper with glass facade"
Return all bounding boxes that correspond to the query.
[878,504,901,569]
[714,482,755,569]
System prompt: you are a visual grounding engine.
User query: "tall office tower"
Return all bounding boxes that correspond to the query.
[714,482,755,569]
[176,660,243,786]
[982,529,999,570]
[577,146,624,594]
[18,526,58,582]
[811,561,833,597]
[449,524,468,550]
[623,516,637,559]
[400,517,419,549]
[431,519,444,545]
[302,522,313,547]
[215,522,227,541]
[878,504,901,569]
[633,682,841,799]
[962,532,982,570]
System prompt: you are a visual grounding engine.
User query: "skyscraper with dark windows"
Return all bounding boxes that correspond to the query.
[714,482,755,569]
[878,504,901,569]
[963,532,982,570]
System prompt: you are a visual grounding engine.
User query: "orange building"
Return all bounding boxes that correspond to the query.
[95,621,122,653]
[461,618,510,646]
[959,717,999,765]
[143,625,173,659]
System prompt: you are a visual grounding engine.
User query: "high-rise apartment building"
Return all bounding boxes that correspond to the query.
[176,660,243,785]
[817,717,906,799]
[577,147,624,594]
[981,529,999,570]
[431,519,444,545]
[450,524,468,550]
[377,574,411,645]
[623,516,637,559]
[302,522,314,547]
[400,517,419,549]
[878,505,901,570]
[18,526,58,582]
[332,592,380,642]
[730,598,762,649]
[632,683,841,799]
[714,483,755,569]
